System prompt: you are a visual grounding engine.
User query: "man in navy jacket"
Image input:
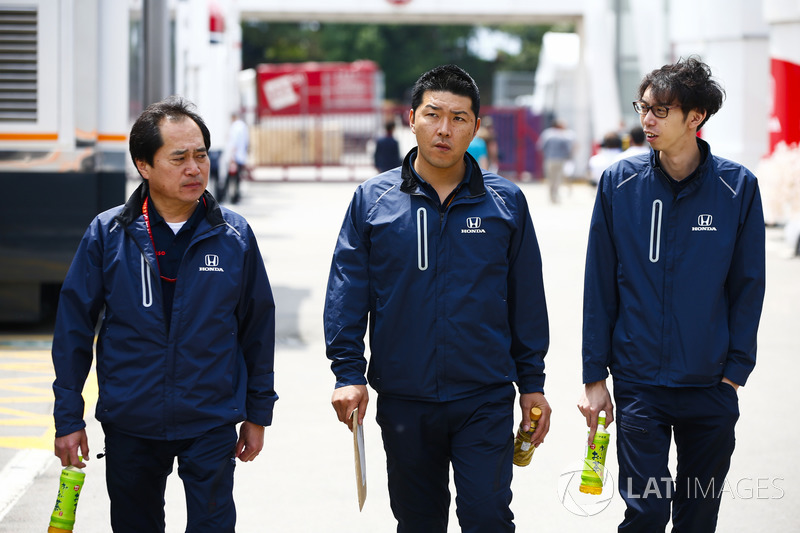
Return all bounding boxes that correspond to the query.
[578,57,765,532]
[325,65,551,532]
[51,96,276,532]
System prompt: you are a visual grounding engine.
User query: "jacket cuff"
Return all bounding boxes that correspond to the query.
[516,373,545,394]
[54,420,87,439]
[582,366,610,385]
[723,360,753,387]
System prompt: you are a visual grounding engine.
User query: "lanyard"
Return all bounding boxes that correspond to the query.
[142,197,177,283]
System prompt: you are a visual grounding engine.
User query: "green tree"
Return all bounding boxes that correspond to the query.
[241,22,569,103]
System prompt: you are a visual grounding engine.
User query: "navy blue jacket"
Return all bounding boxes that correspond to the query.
[325,149,549,401]
[583,139,765,387]
[52,182,276,440]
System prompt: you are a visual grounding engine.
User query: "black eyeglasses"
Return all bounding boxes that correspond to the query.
[632,101,678,119]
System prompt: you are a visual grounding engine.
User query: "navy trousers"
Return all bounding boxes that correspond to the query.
[102,423,237,533]
[613,379,739,533]
[376,384,516,533]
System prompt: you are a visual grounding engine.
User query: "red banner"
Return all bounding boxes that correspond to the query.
[770,57,800,152]
[256,61,379,117]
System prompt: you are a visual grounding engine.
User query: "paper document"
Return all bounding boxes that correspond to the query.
[351,408,367,510]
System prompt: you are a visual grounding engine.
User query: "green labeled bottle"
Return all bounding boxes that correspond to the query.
[512,407,543,466]
[579,415,610,495]
[48,462,85,533]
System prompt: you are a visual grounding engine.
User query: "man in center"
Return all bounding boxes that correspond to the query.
[324,64,551,532]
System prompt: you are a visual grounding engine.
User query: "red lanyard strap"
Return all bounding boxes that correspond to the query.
[142,197,177,283]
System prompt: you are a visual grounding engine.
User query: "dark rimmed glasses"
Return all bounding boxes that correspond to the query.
[632,101,678,119]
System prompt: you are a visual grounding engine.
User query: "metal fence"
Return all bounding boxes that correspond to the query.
[250,105,545,181]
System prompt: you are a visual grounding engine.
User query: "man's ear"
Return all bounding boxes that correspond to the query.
[136,159,149,180]
[473,116,481,139]
[688,109,707,130]
[409,108,415,133]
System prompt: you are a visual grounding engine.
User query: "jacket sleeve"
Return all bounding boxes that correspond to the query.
[324,190,370,389]
[723,174,766,386]
[51,220,106,437]
[508,189,549,394]
[237,225,277,427]
[582,173,617,384]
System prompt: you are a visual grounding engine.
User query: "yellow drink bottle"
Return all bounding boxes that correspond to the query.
[512,407,543,466]
[579,415,610,494]
[48,462,85,533]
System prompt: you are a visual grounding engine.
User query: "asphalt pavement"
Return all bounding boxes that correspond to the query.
[0,175,798,532]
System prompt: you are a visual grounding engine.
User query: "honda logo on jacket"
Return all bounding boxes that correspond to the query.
[692,214,717,231]
[199,254,225,272]
[462,217,486,234]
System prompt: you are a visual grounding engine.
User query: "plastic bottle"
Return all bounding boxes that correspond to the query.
[579,415,610,495]
[48,462,85,533]
[512,406,543,466]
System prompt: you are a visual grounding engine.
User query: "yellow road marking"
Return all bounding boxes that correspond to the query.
[0,346,97,451]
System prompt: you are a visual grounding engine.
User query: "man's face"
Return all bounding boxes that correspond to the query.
[136,117,209,212]
[639,86,700,155]
[409,90,479,176]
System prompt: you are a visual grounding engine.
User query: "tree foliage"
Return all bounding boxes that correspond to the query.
[241,22,571,104]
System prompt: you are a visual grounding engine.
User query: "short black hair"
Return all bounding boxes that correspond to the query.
[410,64,480,120]
[129,95,211,171]
[629,126,645,145]
[637,56,725,131]
[602,132,622,150]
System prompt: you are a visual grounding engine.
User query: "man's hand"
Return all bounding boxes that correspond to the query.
[577,380,615,444]
[519,392,551,447]
[721,376,740,391]
[331,384,368,431]
[54,429,89,468]
[235,421,265,462]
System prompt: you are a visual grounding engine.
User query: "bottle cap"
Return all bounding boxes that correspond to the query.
[598,416,606,426]
[530,407,542,421]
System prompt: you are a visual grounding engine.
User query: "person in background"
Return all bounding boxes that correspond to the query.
[325,64,551,532]
[374,121,403,173]
[537,118,575,203]
[52,96,277,533]
[221,112,249,204]
[481,115,500,173]
[588,131,623,186]
[467,127,488,168]
[614,125,649,162]
[578,56,766,532]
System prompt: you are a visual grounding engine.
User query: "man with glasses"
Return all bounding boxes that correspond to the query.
[578,57,765,531]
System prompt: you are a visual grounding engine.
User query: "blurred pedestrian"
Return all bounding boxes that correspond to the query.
[374,121,403,173]
[325,64,551,532]
[588,131,623,185]
[221,112,249,204]
[52,96,277,532]
[537,118,575,203]
[614,125,649,162]
[578,56,766,532]
[482,115,500,173]
[467,129,488,168]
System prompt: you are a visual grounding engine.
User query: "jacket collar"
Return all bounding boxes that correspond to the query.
[649,137,714,178]
[117,181,225,228]
[399,147,485,197]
